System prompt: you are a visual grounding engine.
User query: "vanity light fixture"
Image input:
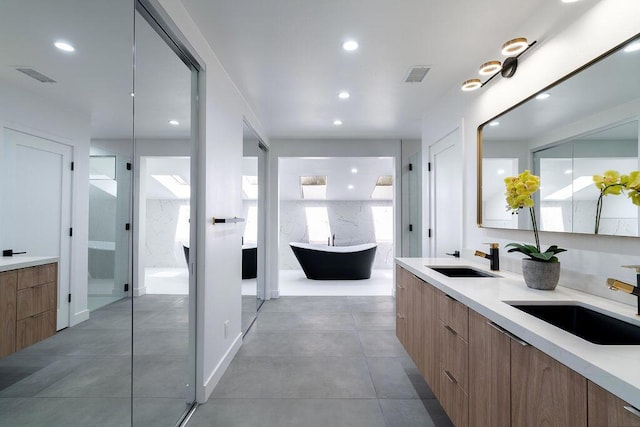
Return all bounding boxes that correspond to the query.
[342,40,359,52]
[168,120,180,126]
[479,61,502,76]
[338,91,350,99]
[333,119,343,126]
[536,93,551,100]
[54,41,75,52]
[461,79,482,91]
[461,37,536,91]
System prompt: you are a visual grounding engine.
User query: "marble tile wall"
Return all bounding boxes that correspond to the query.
[278,200,394,270]
[145,199,190,268]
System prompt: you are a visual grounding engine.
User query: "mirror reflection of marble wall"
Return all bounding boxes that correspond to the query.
[480,34,640,237]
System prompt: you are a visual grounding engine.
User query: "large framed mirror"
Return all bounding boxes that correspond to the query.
[478,33,640,237]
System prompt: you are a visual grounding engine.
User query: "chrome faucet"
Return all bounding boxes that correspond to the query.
[607,265,640,315]
[474,243,499,271]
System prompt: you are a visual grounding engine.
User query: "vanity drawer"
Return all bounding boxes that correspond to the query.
[17,263,57,290]
[16,309,56,350]
[17,282,56,320]
[440,368,469,427]
[438,292,469,342]
[440,320,469,392]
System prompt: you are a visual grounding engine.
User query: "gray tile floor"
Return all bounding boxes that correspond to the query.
[0,295,192,426]
[188,296,453,427]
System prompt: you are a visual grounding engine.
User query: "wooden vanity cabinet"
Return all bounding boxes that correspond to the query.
[468,310,511,427]
[0,271,17,357]
[437,291,469,427]
[511,335,587,426]
[395,265,408,348]
[588,381,640,426]
[0,263,57,356]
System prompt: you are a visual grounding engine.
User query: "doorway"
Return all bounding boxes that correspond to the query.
[277,157,395,296]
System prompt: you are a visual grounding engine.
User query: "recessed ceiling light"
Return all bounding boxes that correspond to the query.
[624,41,640,53]
[497,169,505,175]
[561,0,581,3]
[351,168,358,174]
[342,40,359,51]
[348,185,354,190]
[536,93,551,100]
[489,121,500,127]
[333,119,343,126]
[130,92,135,97]
[338,91,350,99]
[54,41,75,52]
[168,120,180,126]
[564,169,572,175]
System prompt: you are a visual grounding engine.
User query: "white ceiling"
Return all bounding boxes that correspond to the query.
[1,1,191,140]
[182,0,599,139]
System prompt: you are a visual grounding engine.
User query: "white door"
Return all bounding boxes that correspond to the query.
[1,128,72,330]
[429,128,462,257]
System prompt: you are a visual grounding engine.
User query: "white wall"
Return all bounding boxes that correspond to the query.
[0,81,91,326]
[267,139,402,298]
[422,0,640,307]
[157,0,268,403]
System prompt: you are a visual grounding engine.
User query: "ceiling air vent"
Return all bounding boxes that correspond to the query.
[404,66,430,83]
[15,67,56,83]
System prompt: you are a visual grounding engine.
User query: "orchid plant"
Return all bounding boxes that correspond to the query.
[504,170,566,262]
[592,170,640,234]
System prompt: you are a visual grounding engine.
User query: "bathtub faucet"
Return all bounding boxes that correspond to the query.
[474,243,499,271]
[607,265,640,315]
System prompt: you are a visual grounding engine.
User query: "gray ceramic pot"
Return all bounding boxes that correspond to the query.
[522,259,560,290]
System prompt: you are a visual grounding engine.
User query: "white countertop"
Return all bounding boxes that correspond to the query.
[0,256,59,272]
[396,257,640,409]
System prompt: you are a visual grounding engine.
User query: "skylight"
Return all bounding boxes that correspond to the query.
[543,176,593,201]
[152,174,190,199]
[371,175,393,199]
[300,176,327,199]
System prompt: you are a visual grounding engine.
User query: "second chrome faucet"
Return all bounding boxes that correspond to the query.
[474,243,500,271]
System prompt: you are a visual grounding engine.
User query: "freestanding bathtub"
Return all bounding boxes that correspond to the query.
[289,242,377,280]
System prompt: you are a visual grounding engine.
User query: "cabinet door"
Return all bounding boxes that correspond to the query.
[468,310,510,427]
[408,273,424,370]
[511,341,587,426]
[588,381,640,427]
[0,271,17,357]
[421,283,439,393]
[395,265,408,348]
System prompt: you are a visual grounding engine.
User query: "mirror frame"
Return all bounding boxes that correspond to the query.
[477,32,640,232]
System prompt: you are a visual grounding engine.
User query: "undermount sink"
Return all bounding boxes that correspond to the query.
[509,303,640,345]
[427,266,498,278]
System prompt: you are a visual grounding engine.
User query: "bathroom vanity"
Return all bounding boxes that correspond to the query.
[0,257,58,357]
[395,257,640,427]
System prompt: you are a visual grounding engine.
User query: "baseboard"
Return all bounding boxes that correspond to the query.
[200,332,243,402]
[70,309,90,327]
[133,286,147,297]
